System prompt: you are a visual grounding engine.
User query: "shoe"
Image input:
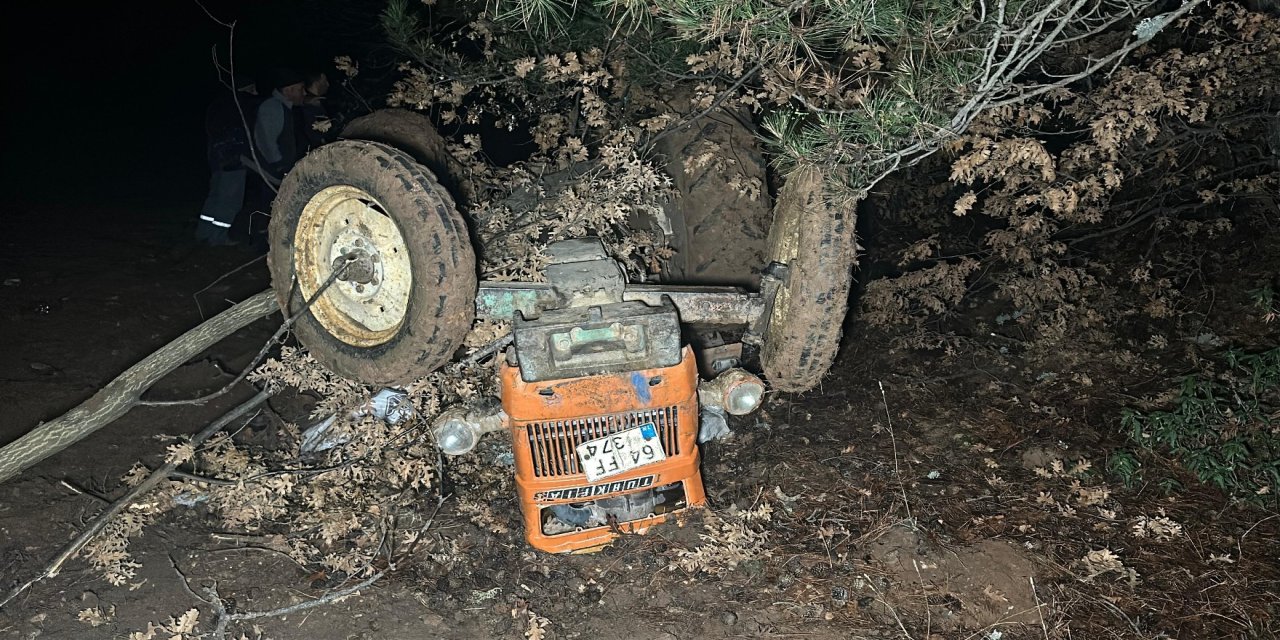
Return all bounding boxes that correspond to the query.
[196,227,238,247]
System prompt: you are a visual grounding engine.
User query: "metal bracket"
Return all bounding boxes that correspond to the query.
[742,262,789,347]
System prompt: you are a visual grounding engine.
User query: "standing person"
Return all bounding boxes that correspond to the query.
[251,68,307,184]
[196,77,260,246]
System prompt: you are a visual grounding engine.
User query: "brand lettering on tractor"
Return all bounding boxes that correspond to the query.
[534,475,655,502]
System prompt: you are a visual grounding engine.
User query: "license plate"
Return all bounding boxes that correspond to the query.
[576,423,666,482]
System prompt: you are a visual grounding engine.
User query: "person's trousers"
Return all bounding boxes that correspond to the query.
[196,168,247,243]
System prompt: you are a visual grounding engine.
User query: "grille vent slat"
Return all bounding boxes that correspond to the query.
[524,407,680,478]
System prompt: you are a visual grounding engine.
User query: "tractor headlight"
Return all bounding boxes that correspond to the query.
[725,377,765,415]
[433,411,480,456]
[699,368,766,416]
[430,399,507,456]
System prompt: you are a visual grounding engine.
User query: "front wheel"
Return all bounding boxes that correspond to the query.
[268,140,477,387]
[759,166,858,393]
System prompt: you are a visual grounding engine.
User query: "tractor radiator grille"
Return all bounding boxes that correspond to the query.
[523,407,680,478]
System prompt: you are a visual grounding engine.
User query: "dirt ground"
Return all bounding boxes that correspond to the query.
[1,201,1278,640]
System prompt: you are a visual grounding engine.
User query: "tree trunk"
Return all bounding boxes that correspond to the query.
[0,290,280,484]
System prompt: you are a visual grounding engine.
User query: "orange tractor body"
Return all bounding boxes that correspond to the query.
[502,347,706,553]
[428,239,767,554]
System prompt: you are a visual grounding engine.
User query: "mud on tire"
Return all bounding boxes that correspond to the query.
[759,166,857,393]
[268,140,477,387]
[341,108,476,208]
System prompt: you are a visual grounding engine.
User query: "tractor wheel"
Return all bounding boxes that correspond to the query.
[759,165,858,393]
[655,104,771,289]
[341,108,475,208]
[268,140,477,387]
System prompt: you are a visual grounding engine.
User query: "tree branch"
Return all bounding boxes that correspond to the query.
[0,390,274,610]
[0,291,280,485]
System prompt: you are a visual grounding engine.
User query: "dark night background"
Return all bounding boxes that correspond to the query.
[0,1,388,448]
[0,2,376,210]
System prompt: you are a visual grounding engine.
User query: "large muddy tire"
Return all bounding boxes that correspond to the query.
[655,105,771,288]
[759,166,858,393]
[342,108,475,208]
[268,140,477,387]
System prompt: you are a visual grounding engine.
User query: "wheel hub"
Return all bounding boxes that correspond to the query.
[295,185,414,347]
[331,234,383,294]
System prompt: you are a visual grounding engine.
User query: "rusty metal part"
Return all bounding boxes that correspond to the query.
[622,285,766,326]
[334,248,379,286]
[742,261,788,347]
[544,238,627,307]
[475,282,768,327]
[695,342,744,378]
[475,238,773,329]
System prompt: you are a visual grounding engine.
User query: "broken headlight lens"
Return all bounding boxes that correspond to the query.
[725,378,765,415]
[432,412,479,456]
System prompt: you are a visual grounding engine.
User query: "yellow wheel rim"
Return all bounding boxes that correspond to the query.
[294,185,413,347]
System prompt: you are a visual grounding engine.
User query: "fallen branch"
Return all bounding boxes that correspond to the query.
[0,291,280,484]
[175,498,445,639]
[194,254,267,320]
[140,259,351,408]
[0,389,274,610]
[642,62,765,153]
[0,257,356,484]
[208,569,387,639]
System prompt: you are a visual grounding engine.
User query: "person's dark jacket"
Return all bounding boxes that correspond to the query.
[254,90,300,179]
[205,89,261,171]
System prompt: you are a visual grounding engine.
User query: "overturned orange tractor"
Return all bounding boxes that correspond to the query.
[267,126,853,552]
